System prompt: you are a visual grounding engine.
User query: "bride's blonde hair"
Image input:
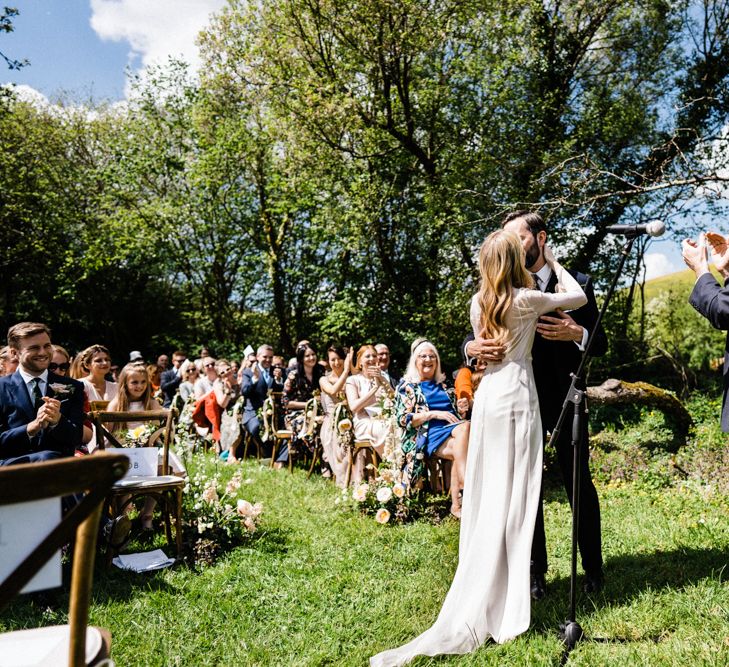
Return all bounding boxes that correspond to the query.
[477,230,534,344]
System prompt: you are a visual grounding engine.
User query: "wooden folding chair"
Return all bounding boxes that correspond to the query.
[90,410,185,564]
[336,403,381,487]
[0,453,128,666]
[261,392,293,469]
[301,396,324,479]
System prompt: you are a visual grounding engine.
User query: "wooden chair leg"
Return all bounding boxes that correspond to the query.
[242,432,251,460]
[288,441,294,473]
[270,439,279,468]
[344,448,353,488]
[174,487,183,560]
[306,443,320,479]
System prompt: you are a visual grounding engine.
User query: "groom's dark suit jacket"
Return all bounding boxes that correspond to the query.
[689,272,729,432]
[0,370,85,461]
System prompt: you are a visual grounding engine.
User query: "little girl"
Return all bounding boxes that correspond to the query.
[107,363,185,529]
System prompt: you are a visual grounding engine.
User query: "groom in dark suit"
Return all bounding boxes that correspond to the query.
[0,322,84,466]
[683,231,729,430]
[464,211,607,597]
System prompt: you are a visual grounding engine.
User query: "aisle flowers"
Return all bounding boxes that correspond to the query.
[183,467,263,567]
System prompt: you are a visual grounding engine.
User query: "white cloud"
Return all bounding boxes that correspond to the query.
[643,251,682,281]
[90,0,225,91]
[6,84,49,108]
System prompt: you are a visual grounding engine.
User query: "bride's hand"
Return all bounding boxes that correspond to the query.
[543,243,556,266]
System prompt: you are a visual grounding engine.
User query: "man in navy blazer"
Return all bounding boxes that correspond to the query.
[240,344,282,456]
[0,322,84,466]
[463,211,608,598]
[683,231,729,430]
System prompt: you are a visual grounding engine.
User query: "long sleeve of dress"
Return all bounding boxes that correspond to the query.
[524,260,587,315]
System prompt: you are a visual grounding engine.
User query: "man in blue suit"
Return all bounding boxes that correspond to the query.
[0,322,84,466]
[683,231,729,431]
[240,344,281,457]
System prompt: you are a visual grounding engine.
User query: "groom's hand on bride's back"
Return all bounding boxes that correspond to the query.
[465,337,506,364]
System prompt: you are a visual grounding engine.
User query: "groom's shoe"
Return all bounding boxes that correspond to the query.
[583,569,604,594]
[530,573,547,601]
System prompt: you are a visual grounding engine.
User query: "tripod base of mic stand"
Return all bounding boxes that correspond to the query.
[559,620,583,649]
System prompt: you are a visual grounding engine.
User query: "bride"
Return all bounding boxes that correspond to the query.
[370,229,587,666]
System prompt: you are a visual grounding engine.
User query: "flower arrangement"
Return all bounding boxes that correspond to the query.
[341,466,410,524]
[182,467,263,567]
[123,423,156,448]
[49,382,75,399]
[333,403,354,450]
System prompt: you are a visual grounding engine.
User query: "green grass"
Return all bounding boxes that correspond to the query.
[2,451,728,666]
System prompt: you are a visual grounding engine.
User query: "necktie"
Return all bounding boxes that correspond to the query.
[31,377,44,409]
[531,273,540,290]
[261,367,270,384]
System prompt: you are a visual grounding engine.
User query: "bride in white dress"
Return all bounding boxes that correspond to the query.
[371,230,587,666]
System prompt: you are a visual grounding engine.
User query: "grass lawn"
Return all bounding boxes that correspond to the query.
[2,453,728,666]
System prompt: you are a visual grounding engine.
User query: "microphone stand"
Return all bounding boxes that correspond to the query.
[550,233,637,656]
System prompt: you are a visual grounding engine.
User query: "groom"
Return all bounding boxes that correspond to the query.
[463,210,607,597]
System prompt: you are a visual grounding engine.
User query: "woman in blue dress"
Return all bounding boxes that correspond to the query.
[395,339,470,517]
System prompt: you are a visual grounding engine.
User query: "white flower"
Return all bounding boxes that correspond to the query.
[375,508,391,524]
[392,484,405,498]
[352,483,369,502]
[49,382,73,397]
[337,418,352,433]
[376,486,393,503]
[415,453,425,460]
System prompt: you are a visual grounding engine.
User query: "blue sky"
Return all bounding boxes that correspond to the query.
[0,2,710,279]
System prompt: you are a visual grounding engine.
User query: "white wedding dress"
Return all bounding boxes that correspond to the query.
[370,260,587,666]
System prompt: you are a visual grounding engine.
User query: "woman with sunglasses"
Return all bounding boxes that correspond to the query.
[194,356,218,399]
[178,361,199,402]
[49,346,71,376]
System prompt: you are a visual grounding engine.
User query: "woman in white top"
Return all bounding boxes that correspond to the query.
[194,356,217,399]
[79,344,118,403]
[345,345,392,458]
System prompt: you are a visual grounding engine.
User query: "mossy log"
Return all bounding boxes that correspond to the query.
[587,379,693,441]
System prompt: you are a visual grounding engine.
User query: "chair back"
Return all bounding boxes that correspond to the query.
[260,396,275,443]
[302,396,322,438]
[91,410,174,475]
[0,453,127,666]
[88,400,109,411]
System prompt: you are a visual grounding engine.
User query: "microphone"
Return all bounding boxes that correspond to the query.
[605,220,665,237]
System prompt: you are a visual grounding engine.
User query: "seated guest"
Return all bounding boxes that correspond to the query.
[146,364,163,404]
[107,362,185,529]
[375,343,399,390]
[213,359,242,463]
[53,345,92,446]
[194,356,217,399]
[160,350,187,408]
[241,344,276,457]
[50,345,72,377]
[319,345,354,485]
[344,345,392,462]
[277,343,324,468]
[0,322,84,465]
[156,354,169,371]
[80,344,118,403]
[177,361,199,403]
[396,338,470,518]
[0,345,18,377]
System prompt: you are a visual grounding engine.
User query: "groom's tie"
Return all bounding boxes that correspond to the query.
[30,377,44,410]
[531,273,540,290]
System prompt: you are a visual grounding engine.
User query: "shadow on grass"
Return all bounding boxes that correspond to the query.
[532,545,729,631]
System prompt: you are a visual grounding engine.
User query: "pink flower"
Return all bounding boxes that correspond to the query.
[202,485,218,504]
[375,508,391,524]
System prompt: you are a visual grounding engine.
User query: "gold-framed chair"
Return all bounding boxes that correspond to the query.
[335,402,381,488]
[90,409,184,564]
[0,453,128,666]
[301,396,325,479]
[261,392,293,469]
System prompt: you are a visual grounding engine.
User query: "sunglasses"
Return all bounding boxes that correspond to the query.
[205,362,215,368]
[49,362,70,372]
